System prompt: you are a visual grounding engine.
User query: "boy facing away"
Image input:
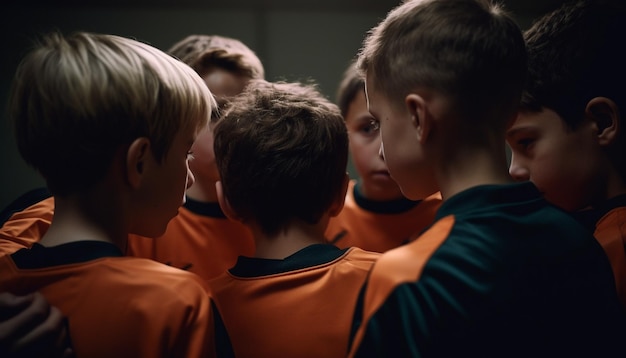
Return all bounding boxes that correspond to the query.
[0,31,216,357]
[506,0,626,307]
[208,79,380,357]
[326,60,441,252]
[347,0,625,357]
[0,34,263,282]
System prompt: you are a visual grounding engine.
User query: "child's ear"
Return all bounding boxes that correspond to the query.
[216,181,242,222]
[126,137,151,189]
[329,173,350,217]
[405,93,429,144]
[586,97,620,146]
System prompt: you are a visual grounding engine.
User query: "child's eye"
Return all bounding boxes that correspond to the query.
[517,138,535,150]
[187,151,195,161]
[370,118,380,132]
[360,118,380,135]
[517,138,535,147]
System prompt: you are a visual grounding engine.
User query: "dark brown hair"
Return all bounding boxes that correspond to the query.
[214,80,348,236]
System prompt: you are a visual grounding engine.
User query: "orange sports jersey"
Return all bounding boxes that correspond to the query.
[348,182,626,358]
[127,197,255,280]
[573,194,626,308]
[0,188,254,280]
[209,244,380,358]
[0,188,53,256]
[325,180,442,252]
[0,241,213,358]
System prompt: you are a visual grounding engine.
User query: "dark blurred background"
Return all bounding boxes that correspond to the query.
[0,0,569,209]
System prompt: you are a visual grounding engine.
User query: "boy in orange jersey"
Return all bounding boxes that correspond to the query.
[0,31,216,357]
[326,60,441,252]
[506,0,626,307]
[0,34,262,281]
[126,34,263,279]
[347,0,625,357]
[209,79,381,357]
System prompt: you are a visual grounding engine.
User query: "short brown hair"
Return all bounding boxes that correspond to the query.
[358,0,526,127]
[168,34,264,80]
[214,80,348,236]
[335,60,364,118]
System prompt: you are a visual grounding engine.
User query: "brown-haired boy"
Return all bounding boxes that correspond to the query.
[506,0,626,307]
[209,79,380,357]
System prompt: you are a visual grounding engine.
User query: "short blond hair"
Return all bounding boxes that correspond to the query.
[9,31,216,196]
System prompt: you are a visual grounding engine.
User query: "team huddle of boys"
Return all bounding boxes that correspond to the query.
[1,0,625,357]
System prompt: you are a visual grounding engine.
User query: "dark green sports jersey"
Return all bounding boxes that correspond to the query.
[349,182,626,358]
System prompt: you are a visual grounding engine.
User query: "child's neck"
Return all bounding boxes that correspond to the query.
[40,195,128,249]
[252,220,328,260]
[437,146,513,200]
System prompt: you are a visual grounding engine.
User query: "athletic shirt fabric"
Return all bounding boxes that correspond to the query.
[0,241,214,358]
[0,188,254,281]
[0,188,53,256]
[209,244,380,358]
[573,194,626,308]
[348,182,626,358]
[127,197,255,280]
[325,180,442,252]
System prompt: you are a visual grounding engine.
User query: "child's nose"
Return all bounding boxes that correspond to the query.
[508,155,530,182]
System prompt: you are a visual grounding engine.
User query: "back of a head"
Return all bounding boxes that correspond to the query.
[168,34,265,80]
[358,0,527,129]
[336,59,365,118]
[9,31,215,197]
[213,80,348,236]
[522,0,625,128]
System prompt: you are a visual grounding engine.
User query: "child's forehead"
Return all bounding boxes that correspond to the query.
[507,109,566,137]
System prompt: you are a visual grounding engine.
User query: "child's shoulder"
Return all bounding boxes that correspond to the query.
[342,247,381,266]
[99,256,210,295]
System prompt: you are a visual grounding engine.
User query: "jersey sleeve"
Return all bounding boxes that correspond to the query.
[0,189,53,255]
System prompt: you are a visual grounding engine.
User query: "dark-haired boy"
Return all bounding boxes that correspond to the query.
[506,0,626,307]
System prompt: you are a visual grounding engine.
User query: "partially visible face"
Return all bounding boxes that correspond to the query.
[345,88,404,201]
[506,108,603,211]
[189,68,250,186]
[365,76,436,200]
[133,123,198,237]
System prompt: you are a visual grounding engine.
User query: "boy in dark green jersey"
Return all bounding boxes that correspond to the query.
[347,0,626,357]
[506,0,626,307]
